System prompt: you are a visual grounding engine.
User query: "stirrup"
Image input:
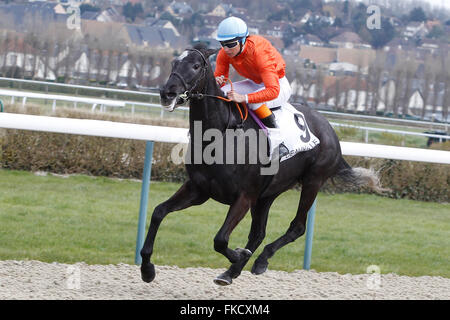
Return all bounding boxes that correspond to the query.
[279,143,289,158]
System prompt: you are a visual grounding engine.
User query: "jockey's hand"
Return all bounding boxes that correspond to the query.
[215,75,225,86]
[227,90,246,103]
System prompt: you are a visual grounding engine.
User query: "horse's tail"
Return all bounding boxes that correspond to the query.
[333,158,386,193]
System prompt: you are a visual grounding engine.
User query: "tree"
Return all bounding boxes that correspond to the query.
[408,7,427,22]
[427,26,445,39]
[79,4,100,15]
[268,9,292,22]
[123,2,144,22]
[333,17,343,28]
[368,18,396,49]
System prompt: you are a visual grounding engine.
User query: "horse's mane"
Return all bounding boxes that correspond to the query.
[193,42,209,51]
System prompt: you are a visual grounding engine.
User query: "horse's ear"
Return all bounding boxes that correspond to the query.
[205,48,220,58]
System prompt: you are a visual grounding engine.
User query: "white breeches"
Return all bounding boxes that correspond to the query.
[221,76,292,110]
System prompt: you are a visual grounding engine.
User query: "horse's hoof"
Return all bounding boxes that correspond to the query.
[251,260,268,275]
[235,247,252,260]
[141,263,156,283]
[213,273,232,286]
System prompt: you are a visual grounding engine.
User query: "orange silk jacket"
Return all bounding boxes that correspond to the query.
[214,35,286,104]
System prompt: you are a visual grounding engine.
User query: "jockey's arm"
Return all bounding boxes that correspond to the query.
[246,68,281,104]
[214,50,230,86]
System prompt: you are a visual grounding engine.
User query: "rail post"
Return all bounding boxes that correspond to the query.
[135,141,154,265]
[303,199,317,270]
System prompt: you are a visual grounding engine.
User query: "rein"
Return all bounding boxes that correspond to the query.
[173,49,248,123]
[187,79,248,122]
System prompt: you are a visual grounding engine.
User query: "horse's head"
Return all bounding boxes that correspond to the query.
[160,45,218,111]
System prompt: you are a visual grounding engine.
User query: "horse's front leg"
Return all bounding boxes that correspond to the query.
[140,180,208,283]
[213,193,252,285]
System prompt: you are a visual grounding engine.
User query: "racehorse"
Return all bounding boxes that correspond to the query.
[140,43,381,285]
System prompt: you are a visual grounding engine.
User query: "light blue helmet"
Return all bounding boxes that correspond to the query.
[216,16,249,43]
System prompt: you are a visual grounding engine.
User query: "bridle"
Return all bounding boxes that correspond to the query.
[169,48,209,102]
[169,48,248,128]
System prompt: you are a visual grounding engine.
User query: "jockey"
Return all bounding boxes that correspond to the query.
[214,16,290,158]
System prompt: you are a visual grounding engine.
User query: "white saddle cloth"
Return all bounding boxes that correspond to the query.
[269,103,320,162]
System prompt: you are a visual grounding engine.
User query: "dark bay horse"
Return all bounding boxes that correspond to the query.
[140,44,381,285]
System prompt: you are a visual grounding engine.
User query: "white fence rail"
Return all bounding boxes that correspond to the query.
[1,113,449,165]
[331,122,450,144]
[0,87,188,116]
[319,110,448,129]
[0,77,159,97]
[0,88,125,112]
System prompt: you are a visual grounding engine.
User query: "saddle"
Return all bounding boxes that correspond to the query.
[250,103,320,162]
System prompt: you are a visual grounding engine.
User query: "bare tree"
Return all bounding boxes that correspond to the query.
[127,51,135,87]
[421,70,432,119]
[86,39,93,84]
[393,69,403,116]
[443,75,449,122]
[402,68,413,117]
[314,67,324,107]
[64,40,75,83]
[334,77,341,111]
[0,32,11,75]
[10,34,19,79]
[371,66,382,115]
[431,73,441,116]
[354,68,362,112]
[116,49,124,84]
[145,54,154,88]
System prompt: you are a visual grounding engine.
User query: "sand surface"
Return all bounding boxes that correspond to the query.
[0,260,448,300]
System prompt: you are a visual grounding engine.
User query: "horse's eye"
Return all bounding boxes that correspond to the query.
[193,64,200,70]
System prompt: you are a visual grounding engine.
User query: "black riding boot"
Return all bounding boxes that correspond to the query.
[261,113,289,159]
[261,113,278,128]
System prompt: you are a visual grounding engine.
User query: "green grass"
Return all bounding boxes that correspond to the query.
[0,169,448,277]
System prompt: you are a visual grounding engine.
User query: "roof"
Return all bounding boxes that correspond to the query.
[81,11,100,21]
[0,2,68,32]
[125,25,188,50]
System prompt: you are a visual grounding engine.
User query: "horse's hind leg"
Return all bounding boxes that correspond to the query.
[251,179,322,275]
[140,180,208,283]
[216,196,275,284]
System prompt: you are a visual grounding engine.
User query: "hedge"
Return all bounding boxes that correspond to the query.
[1,106,448,203]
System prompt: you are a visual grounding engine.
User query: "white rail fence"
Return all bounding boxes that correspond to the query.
[330,122,450,144]
[0,77,159,97]
[0,87,188,117]
[0,87,447,142]
[1,113,449,164]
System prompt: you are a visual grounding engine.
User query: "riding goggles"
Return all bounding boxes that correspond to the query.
[220,40,239,48]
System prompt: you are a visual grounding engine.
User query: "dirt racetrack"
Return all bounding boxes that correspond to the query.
[0,260,448,300]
